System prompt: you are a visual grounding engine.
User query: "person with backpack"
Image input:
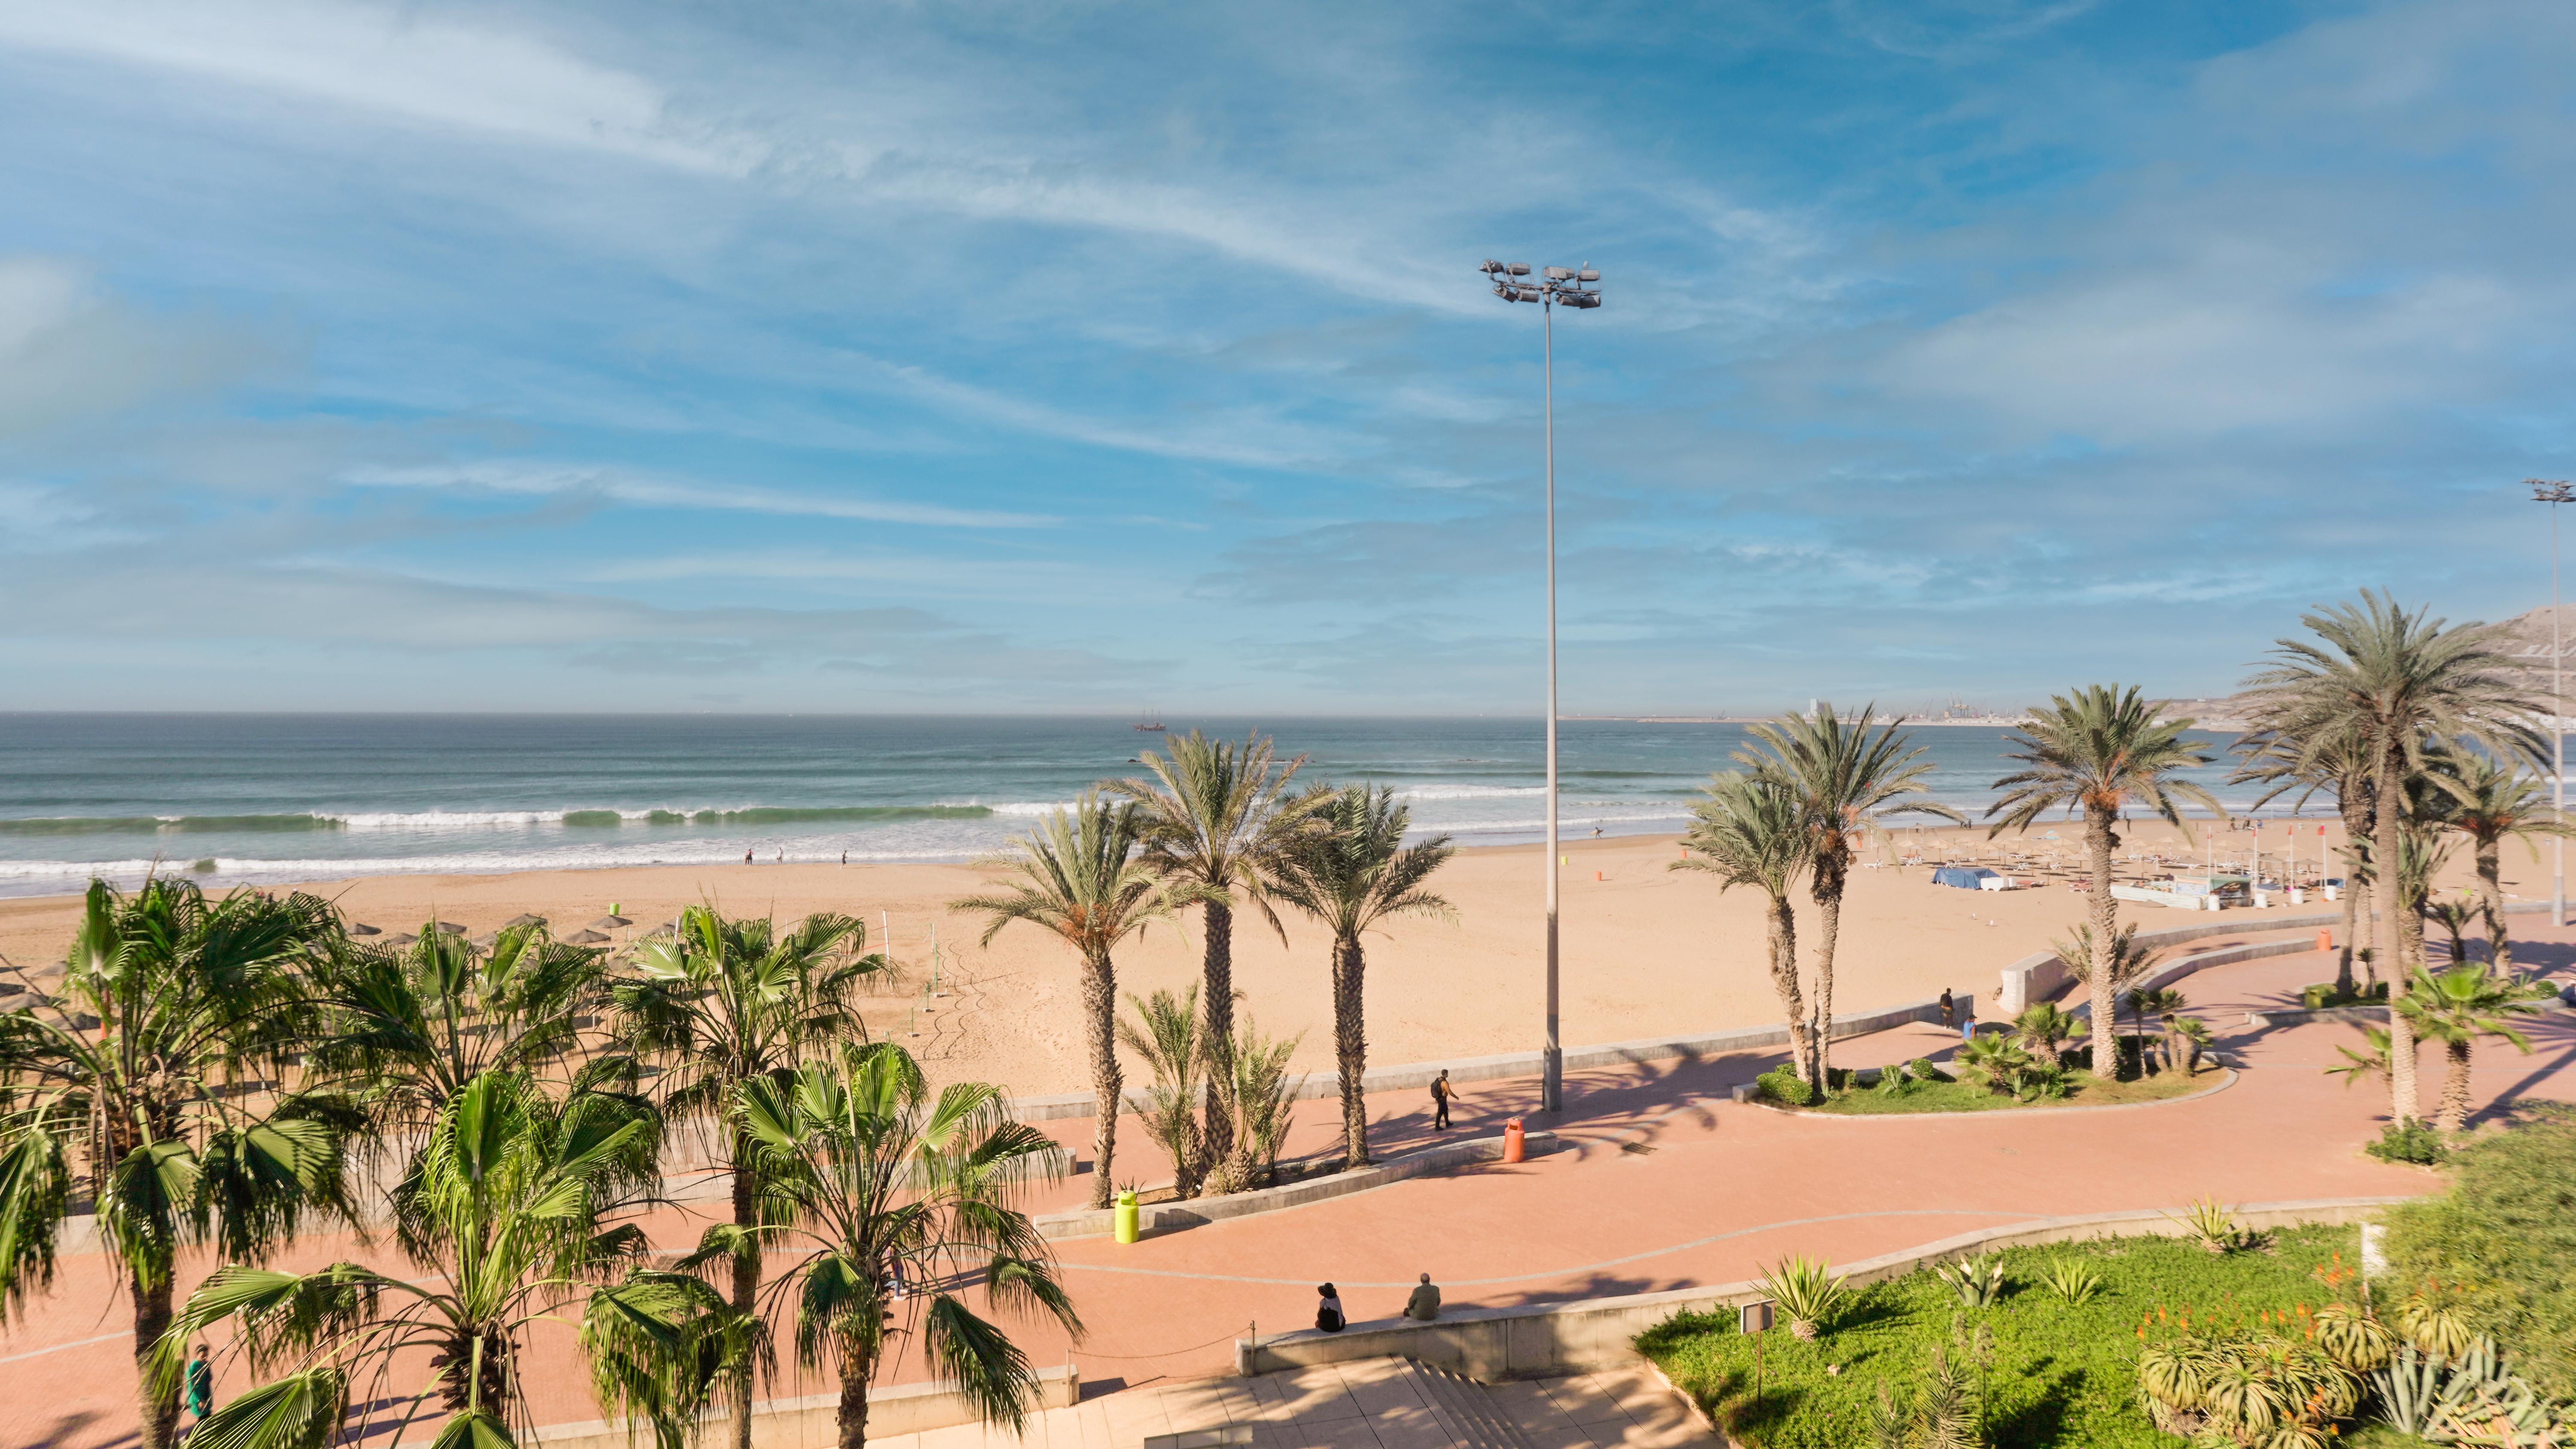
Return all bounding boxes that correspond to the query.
[1431,1069,1466,1131]
[1315,1282,1345,1332]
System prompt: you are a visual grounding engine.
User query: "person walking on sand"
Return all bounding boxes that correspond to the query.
[1404,1273,1442,1321]
[744,848,754,866]
[184,1342,213,1435]
[1431,1069,1465,1131]
[1315,1282,1345,1332]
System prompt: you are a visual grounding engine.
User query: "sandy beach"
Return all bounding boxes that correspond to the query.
[0,815,2474,1097]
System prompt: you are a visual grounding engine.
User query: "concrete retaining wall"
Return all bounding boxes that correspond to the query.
[1032,1130,1564,1240]
[1014,991,1980,1124]
[1233,1197,2413,1382]
[529,1365,1078,1448]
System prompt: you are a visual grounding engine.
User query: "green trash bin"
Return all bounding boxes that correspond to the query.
[1114,1189,1140,1245]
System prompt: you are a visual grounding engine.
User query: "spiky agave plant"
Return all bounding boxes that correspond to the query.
[2036,1258,2102,1307]
[1757,1255,1850,1341]
[1934,1253,2007,1309]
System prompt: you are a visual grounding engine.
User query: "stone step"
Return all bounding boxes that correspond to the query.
[1398,1359,1537,1449]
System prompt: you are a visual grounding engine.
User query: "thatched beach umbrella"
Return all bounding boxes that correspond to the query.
[431,921,464,935]
[567,928,611,945]
[503,913,544,929]
[346,922,381,937]
[589,914,632,931]
[386,932,418,947]
[469,933,498,952]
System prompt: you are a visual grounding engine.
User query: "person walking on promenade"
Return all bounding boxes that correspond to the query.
[1404,1273,1443,1321]
[183,1343,213,1437]
[1315,1283,1346,1332]
[1939,988,1955,1029]
[1431,1068,1465,1131]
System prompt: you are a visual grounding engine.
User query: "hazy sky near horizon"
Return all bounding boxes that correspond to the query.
[2,0,2570,714]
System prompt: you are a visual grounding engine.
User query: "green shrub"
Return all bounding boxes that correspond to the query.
[2366,1120,2450,1166]
[2382,1105,2576,1402]
[1756,1064,1814,1106]
[2303,980,2392,1009]
[1909,1056,1948,1084]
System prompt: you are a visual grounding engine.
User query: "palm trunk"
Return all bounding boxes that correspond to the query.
[838,1342,873,1449]
[1084,948,1121,1210]
[2476,841,2508,971]
[2376,749,2422,1125]
[133,1270,176,1449]
[1200,899,1239,1186]
[2085,807,2119,1079]
[1764,894,1810,1090]
[1810,855,1847,1090]
[2338,788,2372,994]
[1332,934,1369,1170]
[2436,1037,2473,1135]
[730,1133,761,1449]
[2336,859,2360,995]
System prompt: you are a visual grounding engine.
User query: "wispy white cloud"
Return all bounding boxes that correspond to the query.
[342,461,1058,530]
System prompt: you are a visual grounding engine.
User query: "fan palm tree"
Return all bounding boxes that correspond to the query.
[1988,685,2223,1079]
[1265,785,1455,1170]
[2393,965,2543,1134]
[2125,987,2188,1074]
[2242,590,2546,1125]
[612,906,883,1449]
[2050,920,2160,1064]
[706,1044,1082,1449]
[0,878,352,1449]
[1736,704,1962,1085]
[2233,724,2377,994]
[155,1068,737,1449]
[1674,772,1818,1091]
[2426,751,2569,972]
[954,794,1181,1208]
[2010,1002,2078,1071]
[1106,732,1314,1193]
[304,917,617,1137]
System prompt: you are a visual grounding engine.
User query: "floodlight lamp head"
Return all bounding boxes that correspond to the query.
[1479,259,1504,274]
[1508,263,1531,276]
[1577,270,1599,282]
[2534,478,2576,504]
[1544,267,1575,281]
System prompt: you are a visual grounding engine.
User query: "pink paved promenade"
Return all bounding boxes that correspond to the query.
[10,927,2573,1449]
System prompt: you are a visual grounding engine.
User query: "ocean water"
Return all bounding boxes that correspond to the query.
[0,714,2266,897]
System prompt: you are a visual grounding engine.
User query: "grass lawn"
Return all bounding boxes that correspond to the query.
[1636,1225,2369,1449]
[1789,1067,2220,1115]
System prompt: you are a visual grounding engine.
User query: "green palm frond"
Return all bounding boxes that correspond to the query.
[1985,684,2223,835]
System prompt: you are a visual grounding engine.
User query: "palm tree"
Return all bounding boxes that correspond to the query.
[954,794,1180,1207]
[1107,732,1313,1192]
[156,1069,737,1449]
[2010,1002,2078,1070]
[1737,704,1962,1085]
[1117,984,1209,1196]
[2242,590,2546,1125]
[0,878,352,1449]
[2393,965,2543,1134]
[2125,987,2187,1075]
[2050,921,2160,1066]
[1989,686,2224,1079]
[711,1043,1082,1449]
[1674,772,1818,1091]
[1266,785,1455,1170]
[2427,750,2570,972]
[613,906,883,1449]
[305,917,616,1135]
[2233,724,2377,994]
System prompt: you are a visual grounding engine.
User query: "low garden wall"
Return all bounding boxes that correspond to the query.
[528,1365,1079,1448]
[1031,1128,1564,1240]
[1232,1197,2414,1382]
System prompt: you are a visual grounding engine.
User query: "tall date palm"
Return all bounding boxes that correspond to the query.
[1674,773,1817,1090]
[954,794,1180,1208]
[2242,591,2545,1125]
[1266,786,1454,1170]
[0,878,352,1449]
[2427,751,2568,973]
[614,906,883,1449]
[1988,685,2222,1079]
[1738,703,1960,1084]
[1107,732,1312,1192]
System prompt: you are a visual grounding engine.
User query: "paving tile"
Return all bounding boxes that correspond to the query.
[1485,1379,1597,1448]
[1069,1400,1118,1449]
[1269,1368,1365,1424]
[1340,1367,1432,1421]
[1534,1376,1637,1429]
[1365,1403,1464,1449]
[1160,1379,1261,1427]
[1583,1369,1674,1417]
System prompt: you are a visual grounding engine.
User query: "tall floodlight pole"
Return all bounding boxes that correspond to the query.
[2532,479,2573,928]
[1479,258,1601,1114]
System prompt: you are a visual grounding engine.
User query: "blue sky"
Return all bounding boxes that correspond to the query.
[1,0,2569,714]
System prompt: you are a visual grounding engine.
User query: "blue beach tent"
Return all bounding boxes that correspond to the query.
[1932,866,2002,891]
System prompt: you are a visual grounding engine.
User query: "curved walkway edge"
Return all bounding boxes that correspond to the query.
[1236,1195,2419,1382]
